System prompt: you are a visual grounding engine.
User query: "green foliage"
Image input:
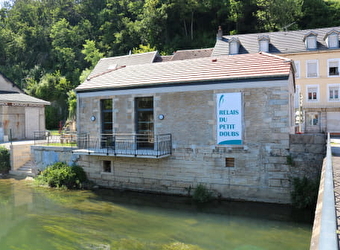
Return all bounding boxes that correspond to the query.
[132,44,156,54]
[0,147,10,174]
[286,155,294,166]
[81,40,104,66]
[291,176,319,209]
[256,0,302,31]
[67,90,77,120]
[36,162,88,189]
[192,183,212,203]
[0,0,339,125]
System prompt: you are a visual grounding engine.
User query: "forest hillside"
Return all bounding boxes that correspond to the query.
[0,0,339,128]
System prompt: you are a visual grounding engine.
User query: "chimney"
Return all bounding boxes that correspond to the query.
[217,26,223,40]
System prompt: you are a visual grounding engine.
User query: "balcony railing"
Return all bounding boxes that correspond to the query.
[34,131,86,146]
[73,133,172,158]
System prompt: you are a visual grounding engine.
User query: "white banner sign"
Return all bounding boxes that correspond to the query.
[216,92,242,145]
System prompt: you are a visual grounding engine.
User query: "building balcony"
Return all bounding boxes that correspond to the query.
[73,133,172,158]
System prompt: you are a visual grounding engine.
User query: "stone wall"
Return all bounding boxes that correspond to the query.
[75,84,300,204]
[27,133,325,205]
[73,80,326,204]
[289,133,326,180]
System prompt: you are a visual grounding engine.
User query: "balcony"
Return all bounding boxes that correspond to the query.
[73,133,172,158]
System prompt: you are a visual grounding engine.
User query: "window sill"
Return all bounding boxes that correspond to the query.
[101,171,113,175]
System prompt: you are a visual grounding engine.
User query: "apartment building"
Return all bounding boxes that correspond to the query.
[213,26,340,133]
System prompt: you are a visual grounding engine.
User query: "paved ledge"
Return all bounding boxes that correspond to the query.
[310,136,338,250]
[332,144,340,248]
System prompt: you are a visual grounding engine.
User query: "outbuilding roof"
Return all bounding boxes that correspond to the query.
[212,26,340,56]
[0,93,50,106]
[76,52,293,92]
[88,51,159,79]
[170,48,213,61]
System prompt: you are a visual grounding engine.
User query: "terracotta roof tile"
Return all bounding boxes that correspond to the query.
[76,52,292,92]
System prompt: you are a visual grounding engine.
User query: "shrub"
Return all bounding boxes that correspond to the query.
[192,183,212,203]
[0,146,10,174]
[36,162,88,189]
[291,176,319,209]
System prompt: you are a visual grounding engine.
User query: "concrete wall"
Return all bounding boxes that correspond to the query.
[31,146,79,171]
[10,143,33,171]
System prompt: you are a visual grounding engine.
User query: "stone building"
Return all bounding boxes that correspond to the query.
[73,51,301,203]
[0,73,49,141]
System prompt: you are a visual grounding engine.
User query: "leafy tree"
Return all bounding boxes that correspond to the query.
[25,71,71,129]
[132,44,156,54]
[299,0,331,29]
[81,40,104,66]
[256,0,302,32]
[0,0,337,128]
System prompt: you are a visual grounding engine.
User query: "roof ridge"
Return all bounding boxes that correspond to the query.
[259,52,292,62]
[87,65,126,80]
[101,51,158,61]
[223,26,340,38]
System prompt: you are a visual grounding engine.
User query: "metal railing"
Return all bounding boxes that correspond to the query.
[75,133,172,158]
[310,133,338,250]
[33,131,86,146]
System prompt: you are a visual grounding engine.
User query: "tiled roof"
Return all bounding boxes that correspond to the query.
[76,52,293,92]
[0,93,50,105]
[88,51,159,78]
[212,26,340,56]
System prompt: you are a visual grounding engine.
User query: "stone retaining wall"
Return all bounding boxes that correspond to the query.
[76,134,325,204]
[28,133,325,204]
[289,134,326,180]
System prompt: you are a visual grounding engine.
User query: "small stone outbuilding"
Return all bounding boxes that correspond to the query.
[0,73,50,141]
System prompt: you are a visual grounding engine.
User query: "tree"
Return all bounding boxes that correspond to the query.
[256,0,302,32]
[299,0,332,29]
[81,40,104,67]
[25,71,71,129]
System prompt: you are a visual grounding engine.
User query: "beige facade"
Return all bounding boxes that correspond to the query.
[288,50,340,133]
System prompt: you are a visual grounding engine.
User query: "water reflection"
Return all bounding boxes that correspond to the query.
[0,177,312,250]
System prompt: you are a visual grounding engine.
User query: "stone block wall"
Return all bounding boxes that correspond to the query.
[75,82,320,204]
[289,134,326,180]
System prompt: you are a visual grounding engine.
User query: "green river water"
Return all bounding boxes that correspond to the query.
[0,178,312,250]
